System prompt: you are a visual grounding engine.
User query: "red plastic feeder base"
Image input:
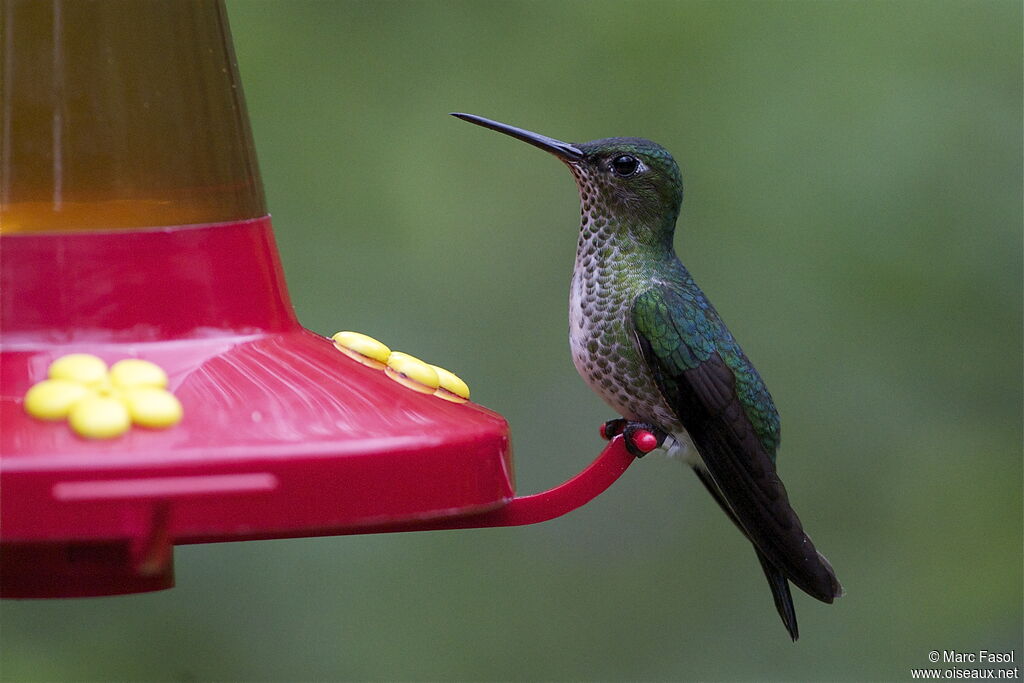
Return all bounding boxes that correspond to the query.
[0,217,516,597]
[2,541,174,598]
[1,217,639,598]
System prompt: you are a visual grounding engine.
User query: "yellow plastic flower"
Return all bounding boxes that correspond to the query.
[24,354,183,439]
[331,330,471,402]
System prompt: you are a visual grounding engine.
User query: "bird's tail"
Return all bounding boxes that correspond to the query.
[692,465,844,640]
[756,549,799,641]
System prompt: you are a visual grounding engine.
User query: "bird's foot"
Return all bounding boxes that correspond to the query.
[599,419,628,441]
[600,419,668,458]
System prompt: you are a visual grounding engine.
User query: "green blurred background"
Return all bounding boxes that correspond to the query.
[3,1,1021,680]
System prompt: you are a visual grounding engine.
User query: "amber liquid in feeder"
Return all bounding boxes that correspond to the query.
[0,0,266,233]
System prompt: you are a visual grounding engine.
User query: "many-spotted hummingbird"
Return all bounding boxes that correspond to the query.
[453,113,842,640]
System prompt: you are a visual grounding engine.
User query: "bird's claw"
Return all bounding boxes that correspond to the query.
[600,419,667,457]
[600,419,628,441]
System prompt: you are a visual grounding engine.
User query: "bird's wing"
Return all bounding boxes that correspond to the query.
[631,285,841,603]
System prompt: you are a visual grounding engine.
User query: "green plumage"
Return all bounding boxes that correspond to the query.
[632,282,781,457]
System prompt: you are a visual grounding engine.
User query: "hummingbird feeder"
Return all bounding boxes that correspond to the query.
[0,0,646,599]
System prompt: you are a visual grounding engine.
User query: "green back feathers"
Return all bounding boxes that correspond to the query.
[631,279,781,457]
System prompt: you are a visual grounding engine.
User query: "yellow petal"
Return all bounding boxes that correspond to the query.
[386,352,440,390]
[48,353,108,386]
[123,387,183,429]
[430,365,470,400]
[68,395,131,439]
[332,331,391,363]
[110,359,169,389]
[24,379,91,420]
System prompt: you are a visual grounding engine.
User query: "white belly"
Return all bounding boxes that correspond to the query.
[568,269,697,462]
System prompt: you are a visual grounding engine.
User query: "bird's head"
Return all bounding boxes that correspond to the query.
[453,113,683,246]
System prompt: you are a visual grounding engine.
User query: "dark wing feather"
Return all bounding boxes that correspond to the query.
[632,286,841,604]
[693,467,799,640]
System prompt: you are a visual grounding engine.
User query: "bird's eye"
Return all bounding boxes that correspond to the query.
[610,155,640,177]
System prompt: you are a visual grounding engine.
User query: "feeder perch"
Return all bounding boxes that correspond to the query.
[0,0,643,599]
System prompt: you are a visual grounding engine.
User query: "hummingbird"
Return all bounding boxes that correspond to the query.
[452,113,843,640]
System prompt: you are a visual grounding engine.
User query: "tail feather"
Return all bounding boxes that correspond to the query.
[756,550,799,641]
[692,466,805,640]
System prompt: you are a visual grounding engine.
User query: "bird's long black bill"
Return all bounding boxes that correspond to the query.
[451,113,583,161]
